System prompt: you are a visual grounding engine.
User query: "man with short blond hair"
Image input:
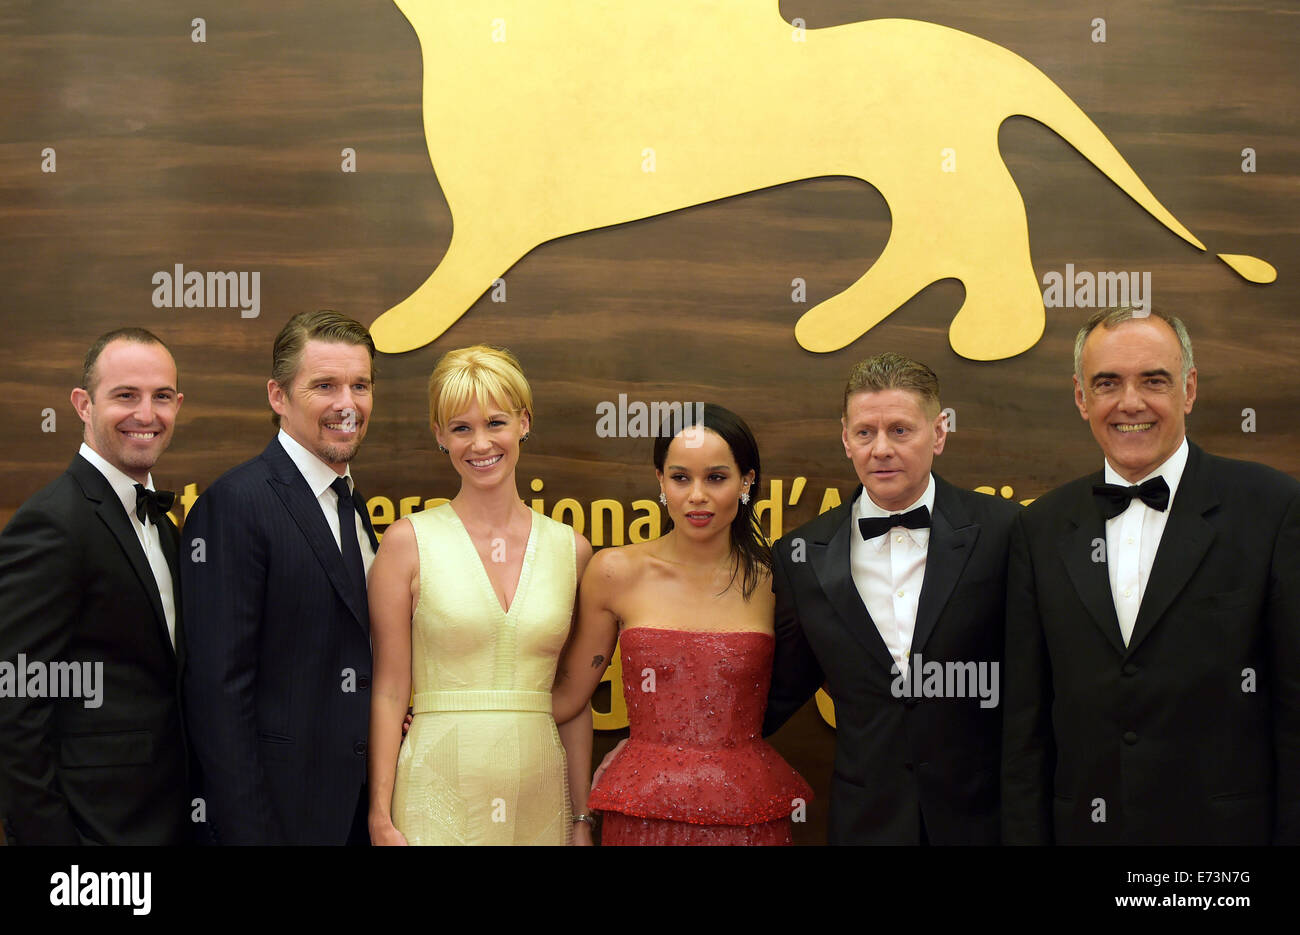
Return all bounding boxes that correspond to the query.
[765,352,1020,844]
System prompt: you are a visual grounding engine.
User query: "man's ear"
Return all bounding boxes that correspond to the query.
[1183,367,1197,414]
[1073,375,1089,421]
[841,418,852,459]
[267,378,287,418]
[70,386,92,426]
[931,410,948,457]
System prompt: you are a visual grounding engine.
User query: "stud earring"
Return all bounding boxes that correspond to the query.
[658,492,667,506]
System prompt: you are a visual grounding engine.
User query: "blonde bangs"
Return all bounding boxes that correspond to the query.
[427,345,533,433]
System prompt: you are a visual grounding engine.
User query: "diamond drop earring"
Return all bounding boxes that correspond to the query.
[658,492,667,506]
[438,444,449,453]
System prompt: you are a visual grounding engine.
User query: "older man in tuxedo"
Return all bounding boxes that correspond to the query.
[0,328,190,845]
[182,310,379,845]
[764,353,1021,844]
[1002,307,1299,844]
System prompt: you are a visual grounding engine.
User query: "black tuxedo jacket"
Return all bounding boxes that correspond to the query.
[1002,441,1300,844]
[181,438,377,845]
[764,475,1020,844]
[0,455,190,845]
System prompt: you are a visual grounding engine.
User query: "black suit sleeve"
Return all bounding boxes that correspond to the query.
[0,504,84,844]
[1001,511,1054,844]
[1270,487,1300,844]
[181,485,285,845]
[762,543,825,737]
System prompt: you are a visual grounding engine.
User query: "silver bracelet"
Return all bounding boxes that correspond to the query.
[572,813,597,828]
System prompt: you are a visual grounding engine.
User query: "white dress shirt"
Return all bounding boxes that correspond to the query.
[277,429,376,578]
[1104,437,1189,646]
[850,474,936,675]
[78,442,176,647]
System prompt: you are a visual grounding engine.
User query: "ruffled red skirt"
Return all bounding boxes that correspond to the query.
[602,813,792,846]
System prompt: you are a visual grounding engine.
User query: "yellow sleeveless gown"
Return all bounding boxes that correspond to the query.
[391,503,576,845]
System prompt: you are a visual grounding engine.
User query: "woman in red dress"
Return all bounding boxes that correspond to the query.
[552,404,811,844]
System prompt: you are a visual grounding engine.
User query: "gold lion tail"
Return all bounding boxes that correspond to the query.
[1007,60,1275,284]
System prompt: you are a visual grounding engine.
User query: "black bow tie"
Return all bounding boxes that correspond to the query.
[1092,476,1169,521]
[134,483,176,525]
[858,505,931,541]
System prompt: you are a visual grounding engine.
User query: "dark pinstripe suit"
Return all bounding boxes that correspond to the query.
[181,438,376,845]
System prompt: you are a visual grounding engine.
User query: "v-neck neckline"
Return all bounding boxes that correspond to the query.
[445,503,537,618]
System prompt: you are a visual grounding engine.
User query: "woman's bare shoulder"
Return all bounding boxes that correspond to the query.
[585,539,655,583]
[376,516,417,556]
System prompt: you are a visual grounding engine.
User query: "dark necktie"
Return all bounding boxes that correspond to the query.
[330,476,367,597]
[1092,476,1170,521]
[858,505,931,541]
[134,483,176,525]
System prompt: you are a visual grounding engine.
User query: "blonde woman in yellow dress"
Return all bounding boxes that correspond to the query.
[367,346,594,845]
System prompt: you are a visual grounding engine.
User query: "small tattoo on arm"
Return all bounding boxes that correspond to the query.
[591,654,605,669]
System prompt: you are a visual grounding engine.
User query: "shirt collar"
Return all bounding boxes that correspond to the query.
[78,442,154,522]
[855,473,936,521]
[1103,436,1189,508]
[277,429,351,499]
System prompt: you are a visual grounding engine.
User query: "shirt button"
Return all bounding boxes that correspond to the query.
[1127,537,1134,545]
[1123,588,1131,598]
[897,590,904,598]
[896,535,904,543]
[1123,731,1138,745]
[354,741,367,755]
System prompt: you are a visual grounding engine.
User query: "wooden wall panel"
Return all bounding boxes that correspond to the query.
[1,1,1295,846]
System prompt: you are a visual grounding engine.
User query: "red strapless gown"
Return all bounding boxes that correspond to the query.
[588,628,812,846]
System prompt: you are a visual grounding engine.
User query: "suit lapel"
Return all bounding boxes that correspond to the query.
[911,476,979,656]
[1126,443,1217,656]
[1057,473,1128,656]
[160,515,183,665]
[70,456,176,657]
[261,439,368,630]
[810,486,899,675]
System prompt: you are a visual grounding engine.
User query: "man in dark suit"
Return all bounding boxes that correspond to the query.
[0,328,191,845]
[764,352,1020,844]
[1002,307,1299,845]
[182,310,379,845]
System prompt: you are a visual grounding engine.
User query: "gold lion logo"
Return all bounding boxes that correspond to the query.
[374,1,1274,357]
